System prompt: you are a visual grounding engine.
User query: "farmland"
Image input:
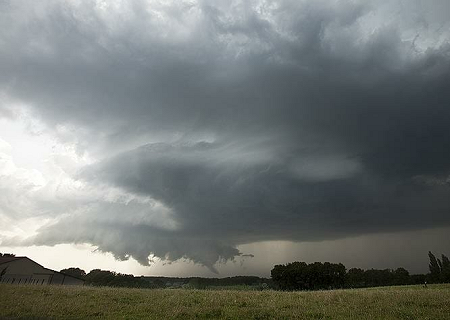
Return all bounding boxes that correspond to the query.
[1,283,450,319]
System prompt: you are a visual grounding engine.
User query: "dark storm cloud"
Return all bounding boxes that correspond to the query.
[1,0,450,270]
[79,141,450,238]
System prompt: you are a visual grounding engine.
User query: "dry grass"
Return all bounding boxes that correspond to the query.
[1,283,449,319]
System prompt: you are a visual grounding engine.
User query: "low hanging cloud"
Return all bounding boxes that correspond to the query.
[1,0,450,272]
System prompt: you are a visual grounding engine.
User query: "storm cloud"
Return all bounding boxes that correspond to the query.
[1,0,450,272]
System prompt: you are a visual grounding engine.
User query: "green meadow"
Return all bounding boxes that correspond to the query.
[1,284,449,319]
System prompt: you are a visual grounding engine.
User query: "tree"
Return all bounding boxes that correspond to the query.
[441,254,450,283]
[60,267,86,279]
[363,269,394,287]
[393,268,410,285]
[271,262,308,290]
[85,269,116,286]
[1,253,15,257]
[346,268,365,288]
[428,251,441,283]
[271,261,345,290]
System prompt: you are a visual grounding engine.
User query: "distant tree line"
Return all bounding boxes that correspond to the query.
[59,268,270,289]
[270,251,449,291]
[181,276,269,289]
[60,268,160,288]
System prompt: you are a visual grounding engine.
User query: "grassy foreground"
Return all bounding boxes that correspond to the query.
[1,284,449,319]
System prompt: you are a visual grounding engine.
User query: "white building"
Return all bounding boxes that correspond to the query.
[0,256,84,286]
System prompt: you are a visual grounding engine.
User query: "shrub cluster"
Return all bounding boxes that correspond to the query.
[271,262,346,290]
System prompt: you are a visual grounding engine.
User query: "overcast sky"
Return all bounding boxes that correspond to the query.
[1,0,450,277]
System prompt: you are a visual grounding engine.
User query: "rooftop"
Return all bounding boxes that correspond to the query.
[0,256,24,265]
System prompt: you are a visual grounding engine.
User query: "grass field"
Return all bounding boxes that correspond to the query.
[1,284,449,319]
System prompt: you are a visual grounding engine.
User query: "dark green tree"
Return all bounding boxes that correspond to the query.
[271,261,345,290]
[85,269,116,286]
[1,253,15,257]
[428,251,441,283]
[393,268,410,285]
[441,254,450,283]
[346,268,365,288]
[60,267,86,279]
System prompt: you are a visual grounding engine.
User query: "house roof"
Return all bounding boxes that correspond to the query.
[0,255,85,282]
[0,256,24,265]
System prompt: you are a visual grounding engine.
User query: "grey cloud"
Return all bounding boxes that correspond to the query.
[62,140,449,268]
[29,218,242,273]
[1,0,450,271]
